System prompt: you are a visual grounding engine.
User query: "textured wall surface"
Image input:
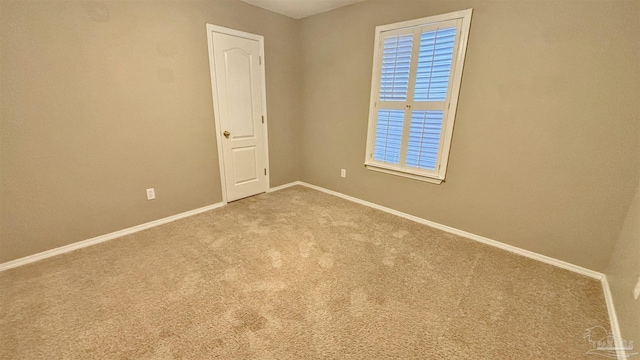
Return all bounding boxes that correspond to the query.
[607,184,640,346]
[2,0,638,281]
[298,0,640,272]
[0,0,301,262]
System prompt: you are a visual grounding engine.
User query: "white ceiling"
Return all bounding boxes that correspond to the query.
[240,0,364,19]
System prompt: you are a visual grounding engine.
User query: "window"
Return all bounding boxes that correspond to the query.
[364,9,473,184]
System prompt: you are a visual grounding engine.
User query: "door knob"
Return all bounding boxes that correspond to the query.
[223,131,230,139]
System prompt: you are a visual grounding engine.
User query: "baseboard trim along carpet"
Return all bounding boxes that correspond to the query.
[0,202,224,272]
[270,181,623,358]
[290,181,604,280]
[4,181,603,279]
[601,276,625,360]
[2,181,622,358]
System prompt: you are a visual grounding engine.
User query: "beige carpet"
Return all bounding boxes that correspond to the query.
[0,186,610,359]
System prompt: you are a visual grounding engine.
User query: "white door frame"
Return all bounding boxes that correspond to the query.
[206,24,270,204]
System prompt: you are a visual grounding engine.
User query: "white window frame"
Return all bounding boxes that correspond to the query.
[364,9,473,184]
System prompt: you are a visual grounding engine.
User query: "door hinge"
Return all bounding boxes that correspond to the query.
[259,56,262,65]
[264,168,267,176]
[262,115,264,124]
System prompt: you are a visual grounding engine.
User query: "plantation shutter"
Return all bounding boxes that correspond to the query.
[407,26,456,170]
[379,34,413,102]
[365,10,472,183]
[414,27,456,102]
[372,21,460,171]
[373,33,413,164]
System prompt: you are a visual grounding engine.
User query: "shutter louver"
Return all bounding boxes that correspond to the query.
[414,27,456,102]
[406,110,444,170]
[374,109,404,164]
[379,34,413,101]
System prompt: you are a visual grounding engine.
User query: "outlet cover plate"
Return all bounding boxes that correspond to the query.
[146,188,156,200]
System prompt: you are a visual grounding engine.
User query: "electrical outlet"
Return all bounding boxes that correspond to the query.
[146,188,156,200]
[341,169,346,178]
[634,276,640,300]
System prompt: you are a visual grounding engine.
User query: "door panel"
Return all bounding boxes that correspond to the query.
[232,146,258,184]
[210,30,267,202]
[224,49,255,139]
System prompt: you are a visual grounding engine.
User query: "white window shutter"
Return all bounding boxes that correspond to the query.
[406,110,444,170]
[364,9,472,183]
[414,27,456,102]
[374,109,404,164]
[379,34,413,101]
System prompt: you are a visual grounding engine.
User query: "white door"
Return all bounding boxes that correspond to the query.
[207,26,269,202]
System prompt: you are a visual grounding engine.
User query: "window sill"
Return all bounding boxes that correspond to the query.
[364,163,444,184]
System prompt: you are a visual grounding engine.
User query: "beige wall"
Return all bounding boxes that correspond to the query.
[0,0,301,262]
[298,0,640,272]
[1,0,638,274]
[607,184,640,346]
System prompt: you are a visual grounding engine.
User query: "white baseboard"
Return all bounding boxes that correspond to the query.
[601,276,626,360]
[2,180,621,351]
[270,180,622,353]
[0,202,225,272]
[268,181,303,193]
[290,181,603,279]
[0,181,301,272]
